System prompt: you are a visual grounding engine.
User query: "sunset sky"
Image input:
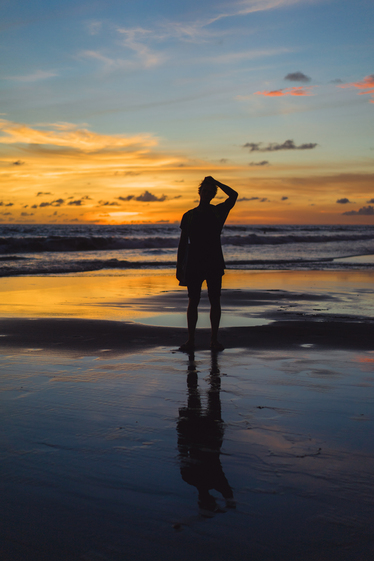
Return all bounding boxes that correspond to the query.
[1,0,373,224]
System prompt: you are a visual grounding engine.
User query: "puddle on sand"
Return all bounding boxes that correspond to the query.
[132,312,272,328]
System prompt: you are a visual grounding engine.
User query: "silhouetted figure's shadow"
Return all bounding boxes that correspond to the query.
[177,352,234,515]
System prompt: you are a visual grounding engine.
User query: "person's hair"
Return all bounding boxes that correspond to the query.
[198,177,217,197]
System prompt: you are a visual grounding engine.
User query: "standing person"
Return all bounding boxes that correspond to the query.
[177,176,238,352]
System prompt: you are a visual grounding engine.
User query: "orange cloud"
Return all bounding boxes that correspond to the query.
[254,86,314,97]
[0,119,157,152]
[0,119,241,224]
[357,357,374,363]
[338,74,374,103]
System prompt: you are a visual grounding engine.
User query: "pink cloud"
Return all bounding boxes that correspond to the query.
[254,86,314,97]
[338,74,374,103]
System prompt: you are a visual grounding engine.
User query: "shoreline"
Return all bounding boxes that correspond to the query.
[1,269,373,355]
[1,316,374,356]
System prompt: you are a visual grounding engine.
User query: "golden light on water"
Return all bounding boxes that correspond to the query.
[0,272,184,320]
[1,270,373,321]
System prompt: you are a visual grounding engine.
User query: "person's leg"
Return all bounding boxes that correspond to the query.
[209,295,221,348]
[179,280,201,351]
[186,295,200,346]
[207,276,224,351]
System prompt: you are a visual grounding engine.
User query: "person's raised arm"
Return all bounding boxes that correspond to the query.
[209,177,238,204]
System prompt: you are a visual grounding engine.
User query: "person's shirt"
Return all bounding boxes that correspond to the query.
[180,197,235,277]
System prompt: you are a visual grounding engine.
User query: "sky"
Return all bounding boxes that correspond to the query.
[0,0,373,225]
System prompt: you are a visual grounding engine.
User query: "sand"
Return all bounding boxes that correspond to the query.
[1,270,374,560]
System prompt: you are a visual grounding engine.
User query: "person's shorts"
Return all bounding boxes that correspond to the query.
[187,273,222,300]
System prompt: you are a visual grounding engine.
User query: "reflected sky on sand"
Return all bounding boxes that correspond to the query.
[135,312,272,328]
[0,270,373,322]
[0,346,374,560]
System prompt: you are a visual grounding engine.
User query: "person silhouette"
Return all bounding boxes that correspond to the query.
[177,176,238,352]
[177,352,235,515]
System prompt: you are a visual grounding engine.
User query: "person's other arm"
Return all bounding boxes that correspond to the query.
[176,229,188,282]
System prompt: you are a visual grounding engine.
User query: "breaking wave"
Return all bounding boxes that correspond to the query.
[0,223,373,276]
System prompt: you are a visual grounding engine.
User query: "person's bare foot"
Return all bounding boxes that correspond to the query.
[210,340,224,352]
[179,340,195,352]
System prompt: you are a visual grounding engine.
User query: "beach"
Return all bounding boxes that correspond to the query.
[1,269,374,560]
[2,0,374,554]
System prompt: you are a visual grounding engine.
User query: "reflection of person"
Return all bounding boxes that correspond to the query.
[177,177,238,352]
[177,352,234,514]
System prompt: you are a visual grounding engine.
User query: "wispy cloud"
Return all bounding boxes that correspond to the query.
[117,27,165,68]
[85,20,102,35]
[81,0,307,76]
[150,0,306,44]
[254,86,315,97]
[202,48,291,64]
[5,70,57,82]
[208,0,307,25]
[80,45,165,72]
[79,50,115,68]
[336,198,351,204]
[244,139,318,151]
[157,20,214,43]
[0,119,157,152]
[338,74,374,103]
[77,0,302,77]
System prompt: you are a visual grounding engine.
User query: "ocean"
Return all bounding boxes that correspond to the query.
[0,223,374,277]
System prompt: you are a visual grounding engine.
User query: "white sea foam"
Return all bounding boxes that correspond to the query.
[0,223,373,276]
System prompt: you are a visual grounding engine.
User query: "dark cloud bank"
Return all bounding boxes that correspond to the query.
[343,205,374,216]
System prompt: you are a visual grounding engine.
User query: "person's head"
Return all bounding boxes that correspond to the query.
[198,176,217,203]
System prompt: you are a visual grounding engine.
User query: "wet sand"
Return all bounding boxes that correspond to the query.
[1,270,374,560]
